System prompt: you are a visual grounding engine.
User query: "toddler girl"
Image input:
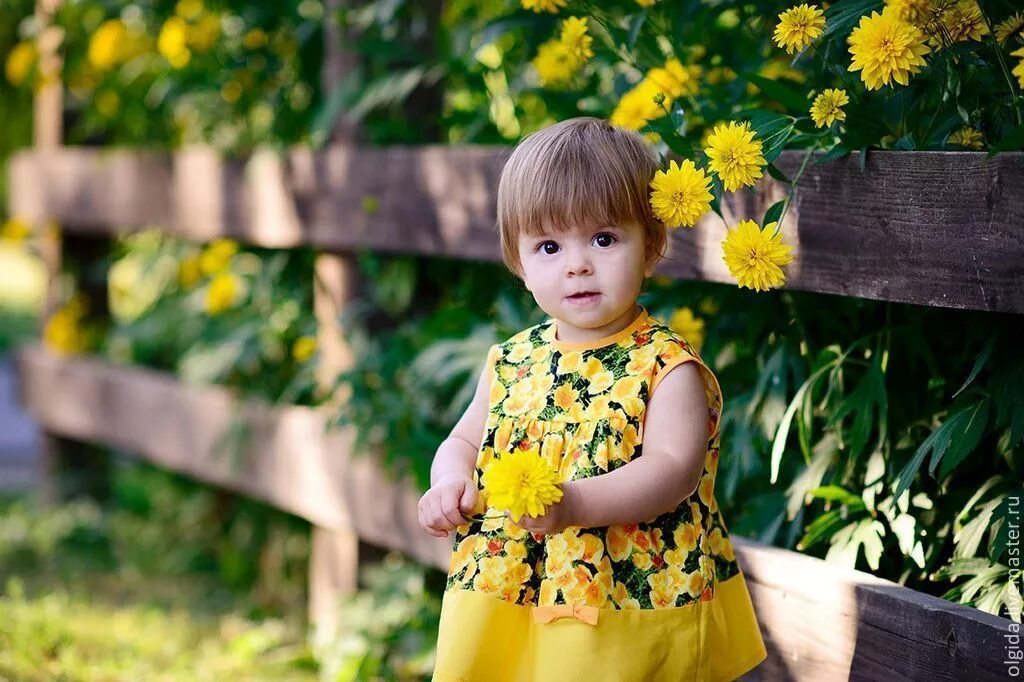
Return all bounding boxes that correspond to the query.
[419,117,766,681]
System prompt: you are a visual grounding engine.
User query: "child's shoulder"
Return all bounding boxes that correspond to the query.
[642,312,701,360]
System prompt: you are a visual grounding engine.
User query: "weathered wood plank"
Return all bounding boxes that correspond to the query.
[10,147,1024,314]
[13,344,451,570]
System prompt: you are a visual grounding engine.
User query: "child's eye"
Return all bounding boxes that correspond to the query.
[593,232,617,248]
[538,241,560,255]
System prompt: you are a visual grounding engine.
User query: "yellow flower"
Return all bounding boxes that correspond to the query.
[158,17,192,68]
[610,79,665,131]
[521,0,566,13]
[559,17,593,63]
[188,13,221,52]
[88,19,127,70]
[647,59,701,99]
[43,300,88,356]
[946,127,984,149]
[704,121,766,192]
[1013,47,1024,89]
[721,220,794,292]
[809,88,849,128]
[176,0,203,20]
[885,0,935,26]
[243,28,268,49]
[0,217,32,243]
[636,0,657,5]
[178,256,202,290]
[936,1,988,44]
[205,272,240,315]
[482,447,563,522]
[668,308,705,351]
[995,12,1024,43]
[847,9,930,90]
[773,4,826,54]
[5,41,36,86]
[648,159,713,229]
[292,336,318,363]
[532,39,578,87]
[96,91,120,118]
[198,238,238,275]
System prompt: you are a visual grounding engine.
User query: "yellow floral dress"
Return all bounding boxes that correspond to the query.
[433,306,766,682]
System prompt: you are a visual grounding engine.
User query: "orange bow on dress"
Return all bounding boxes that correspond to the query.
[532,602,600,625]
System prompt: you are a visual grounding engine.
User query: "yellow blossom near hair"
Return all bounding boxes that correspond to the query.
[995,12,1024,43]
[158,17,191,68]
[532,39,578,87]
[946,127,984,149]
[721,221,794,292]
[647,59,702,99]
[809,88,849,128]
[5,41,36,86]
[1013,47,1024,89]
[521,0,566,13]
[704,121,766,192]
[773,4,826,54]
[198,238,238,275]
[848,9,930,90]
[934,0,988,44]
[559,17,593,62]
[205,272,240,315]
[481,446,563,522]
[292,336,318,363]
[668,307,705,351]
[610,79,665,130]
[648,159,713,229]
[0,217,32,243]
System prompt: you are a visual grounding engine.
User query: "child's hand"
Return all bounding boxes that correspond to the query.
[418,473,478,539]
[509,488,576,536]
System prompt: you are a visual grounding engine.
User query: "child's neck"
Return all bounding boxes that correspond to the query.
[553,303,643,344]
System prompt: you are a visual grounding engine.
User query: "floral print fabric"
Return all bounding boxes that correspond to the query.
[445,308,743,611]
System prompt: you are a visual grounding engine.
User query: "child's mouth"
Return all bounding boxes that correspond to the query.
[566,291,601,305]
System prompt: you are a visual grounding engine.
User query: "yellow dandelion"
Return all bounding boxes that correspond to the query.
[522,0,566,13]
[668,308,705,351]
[610,79,665,131]
[559,17,593,62]
[773,4,827,54]
[648,159,713,229]
[704,121,766,192]
[482,447,563,522]
[1013,46,1024,88]
[946,127,984,149]
[847,9,930,90]
[205,272,240,315]
[532,39,579,87]
[158,17,191,69]
[648,59,702,99]
[292,336,318,363]
[995,12,1024,43]
[0,217,32,243]
[721,220,794,292]
[5,41,36,87]
[809,88,849,128]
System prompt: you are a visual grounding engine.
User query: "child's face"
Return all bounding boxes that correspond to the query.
[517,222,655,342]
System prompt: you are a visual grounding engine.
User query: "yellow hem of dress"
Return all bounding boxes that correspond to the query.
[433,569,766,682]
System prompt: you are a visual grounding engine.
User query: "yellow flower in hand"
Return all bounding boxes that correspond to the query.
[482,447,563,522]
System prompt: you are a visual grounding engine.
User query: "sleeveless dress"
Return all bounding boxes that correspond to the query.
[433,306,766,682]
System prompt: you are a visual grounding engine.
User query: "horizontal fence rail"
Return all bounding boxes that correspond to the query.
[9,147,1024,315]
[15,344,1017,681]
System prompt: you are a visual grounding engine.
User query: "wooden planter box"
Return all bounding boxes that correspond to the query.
[15,345,1017,680]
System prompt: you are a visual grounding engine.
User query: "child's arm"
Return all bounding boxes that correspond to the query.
[517,362,709,533]
[418,355,492,538]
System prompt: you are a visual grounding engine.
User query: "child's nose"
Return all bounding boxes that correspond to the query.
[566,249,593,276]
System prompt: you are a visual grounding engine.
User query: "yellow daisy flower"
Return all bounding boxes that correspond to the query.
[648,159,713,229]
[937,1,988,44]
[532,39,578,87]
[668,308,705,351]
[0,217,32,243]
[198,238,238,275]
[521,0,566,13]
[482,447,563,522]
[88,19,128,71]
[704,122,766,192]
[636,0,657,6]
[178,255,202,290]
[291,336,318,363]
[721,220,794,292]
[1013,46,1024,88]
[559,17,593,62]
[5,41,36,87]
[647,59,702,99]
[610,79,665,131]
[205,272,240,315]
[773,4,827,54]
[158,17,191,68]
[809,88,849,128]
[847,9,930,90]
[884,0,935,26]
[946,127,984,149]
[995,12,1024,43]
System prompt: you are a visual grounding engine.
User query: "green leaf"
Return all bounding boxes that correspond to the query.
[737,71,809,113]
[765,163,792,184]
[989,124,1024,154]
[821,0,884,40]
[763,199,786,226]
[932,399,990,479]
[826,359,887,466]
[952,336,995,398]
[797,509,846,550]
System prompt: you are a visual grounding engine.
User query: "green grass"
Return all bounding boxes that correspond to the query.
[0,493,319,681]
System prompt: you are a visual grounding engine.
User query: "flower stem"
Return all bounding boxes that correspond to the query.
[977,2,1023,127]
[775,144,819,233]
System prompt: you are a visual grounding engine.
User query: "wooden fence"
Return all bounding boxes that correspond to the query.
[9,143,1023,680]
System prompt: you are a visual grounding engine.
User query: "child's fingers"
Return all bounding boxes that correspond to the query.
[439,487,469,527]
[417,493,449,537]
[459,483,478,513]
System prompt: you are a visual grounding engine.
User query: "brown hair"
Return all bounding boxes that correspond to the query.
[496,117,667,277]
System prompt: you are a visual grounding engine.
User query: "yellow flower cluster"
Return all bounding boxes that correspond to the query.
[532,16,593,87]
[481,446,563,522]
[88,19,149,72]
[43,296,90,356]
[158,0,222,69]
[610,59,702,131]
